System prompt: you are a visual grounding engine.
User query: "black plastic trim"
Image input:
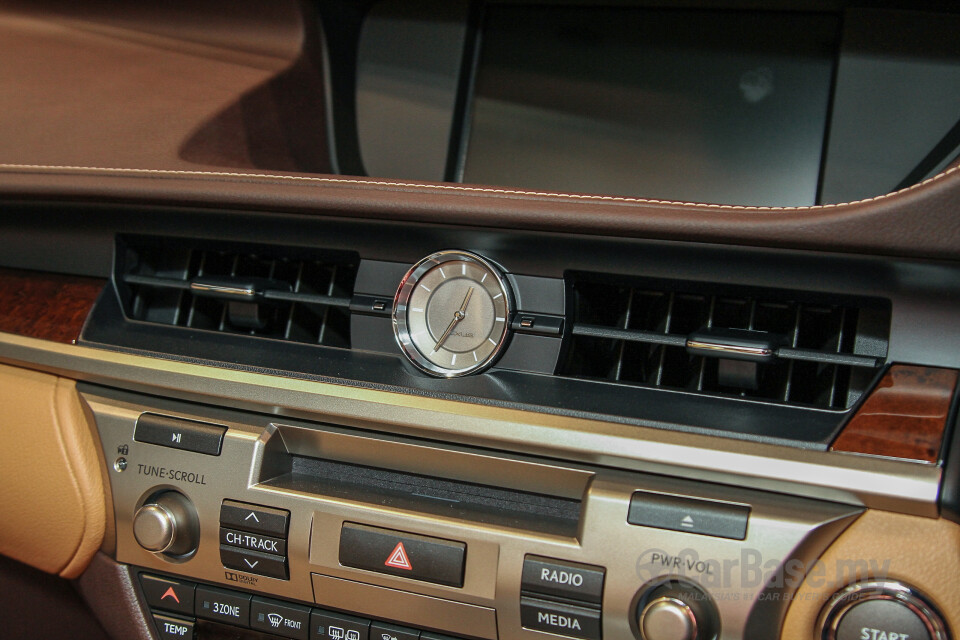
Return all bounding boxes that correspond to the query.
[82,286,845,447]
[939,382,960,524]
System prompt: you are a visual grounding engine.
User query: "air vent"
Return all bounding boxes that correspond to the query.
[560,274,891,409]
[116,237,359,348]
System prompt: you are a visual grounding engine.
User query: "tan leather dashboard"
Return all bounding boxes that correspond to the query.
[0,364,106,578]
[782,510,960,638]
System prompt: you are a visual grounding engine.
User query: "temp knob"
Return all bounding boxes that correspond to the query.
[133,491,199,556]
[636,580,717,640]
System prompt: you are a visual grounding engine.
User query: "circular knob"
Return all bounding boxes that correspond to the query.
[635,580,717,640]
[133,491,199,556]
[817,581,948,640]
[640,597,698,640]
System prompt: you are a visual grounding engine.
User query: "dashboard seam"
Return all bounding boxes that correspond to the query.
[0,163,957,212]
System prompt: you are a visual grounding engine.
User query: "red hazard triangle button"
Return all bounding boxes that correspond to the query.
[384,541,413,570]
[340,523,466,587]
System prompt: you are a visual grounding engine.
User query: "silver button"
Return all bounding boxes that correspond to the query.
[639,597,698,640]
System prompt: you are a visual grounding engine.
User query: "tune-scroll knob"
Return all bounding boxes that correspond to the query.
[133,491,199,557]
[636,580,718,640]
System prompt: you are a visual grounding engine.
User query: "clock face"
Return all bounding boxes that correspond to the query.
[393,251,512,377]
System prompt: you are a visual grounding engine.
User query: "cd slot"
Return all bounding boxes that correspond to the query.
[257,424,590,538]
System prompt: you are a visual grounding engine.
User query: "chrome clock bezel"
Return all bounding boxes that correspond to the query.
[393,250,513,378]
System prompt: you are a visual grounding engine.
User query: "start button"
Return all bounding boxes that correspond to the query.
[820,581,948,640]
[836,599,932,640]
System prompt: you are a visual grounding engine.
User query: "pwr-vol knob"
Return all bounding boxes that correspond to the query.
[133,491,199,557]
[636,580,718,640]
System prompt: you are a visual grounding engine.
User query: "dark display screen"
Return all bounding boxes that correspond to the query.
[461,7,841,206]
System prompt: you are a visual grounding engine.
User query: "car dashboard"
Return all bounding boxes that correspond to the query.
[0,2,958,640]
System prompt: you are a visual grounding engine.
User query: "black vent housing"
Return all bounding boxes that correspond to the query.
[560,274,891,410]
[116,236,359,348]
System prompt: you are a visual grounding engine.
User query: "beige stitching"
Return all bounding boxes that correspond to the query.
[0,162,957,212]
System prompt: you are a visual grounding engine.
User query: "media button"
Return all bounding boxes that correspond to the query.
[251,597,310,640]
[520,596,602,640]
[311,609,371,640]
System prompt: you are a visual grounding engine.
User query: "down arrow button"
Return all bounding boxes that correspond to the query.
[220,545,289,580]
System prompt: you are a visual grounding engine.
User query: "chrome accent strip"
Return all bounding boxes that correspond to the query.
[189,281,257,298]
[685,340,775,358]
[0,332,941,516]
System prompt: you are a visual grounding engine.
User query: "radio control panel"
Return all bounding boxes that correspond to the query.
[86,386,863,640]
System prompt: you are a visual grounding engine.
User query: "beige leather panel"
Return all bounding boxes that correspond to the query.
[781,510,960,638]
[0,365,105,578]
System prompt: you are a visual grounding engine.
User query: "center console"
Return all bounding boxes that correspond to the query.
[87,386,870,640]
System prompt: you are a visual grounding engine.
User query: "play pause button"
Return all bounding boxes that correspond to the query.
[338,523,466,587]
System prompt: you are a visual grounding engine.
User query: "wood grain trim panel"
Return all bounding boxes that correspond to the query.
[831,365,959,463]
[0,268,105,344]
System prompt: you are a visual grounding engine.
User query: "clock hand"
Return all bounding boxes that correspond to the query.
[458,286,475,314]
[432,316,460,353]
[433,287,475,353]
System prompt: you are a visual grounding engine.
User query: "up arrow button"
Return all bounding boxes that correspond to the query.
[220,500,289,537]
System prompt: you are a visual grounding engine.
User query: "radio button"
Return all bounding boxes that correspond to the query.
[250,597,311,640]
[521,556,605,605]
[140,574,196,616]
[339,523,465,588]
[220,500,290,538]
[311,609,371,640]
[520,596,602,640]
[220,527,287,555]
[195,585,251,627]
[152,613,195,640]
[221,545,289,580]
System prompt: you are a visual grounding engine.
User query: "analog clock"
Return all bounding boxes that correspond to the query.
[393,251,512,377]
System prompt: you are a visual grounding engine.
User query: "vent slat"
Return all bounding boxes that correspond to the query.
[571,324,687,346]
[776,348,878,367]
[119,237,358,350]
[562,274,890,410]
[262,290,352,307]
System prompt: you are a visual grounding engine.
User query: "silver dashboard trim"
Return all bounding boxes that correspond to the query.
[0,331,941,516]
